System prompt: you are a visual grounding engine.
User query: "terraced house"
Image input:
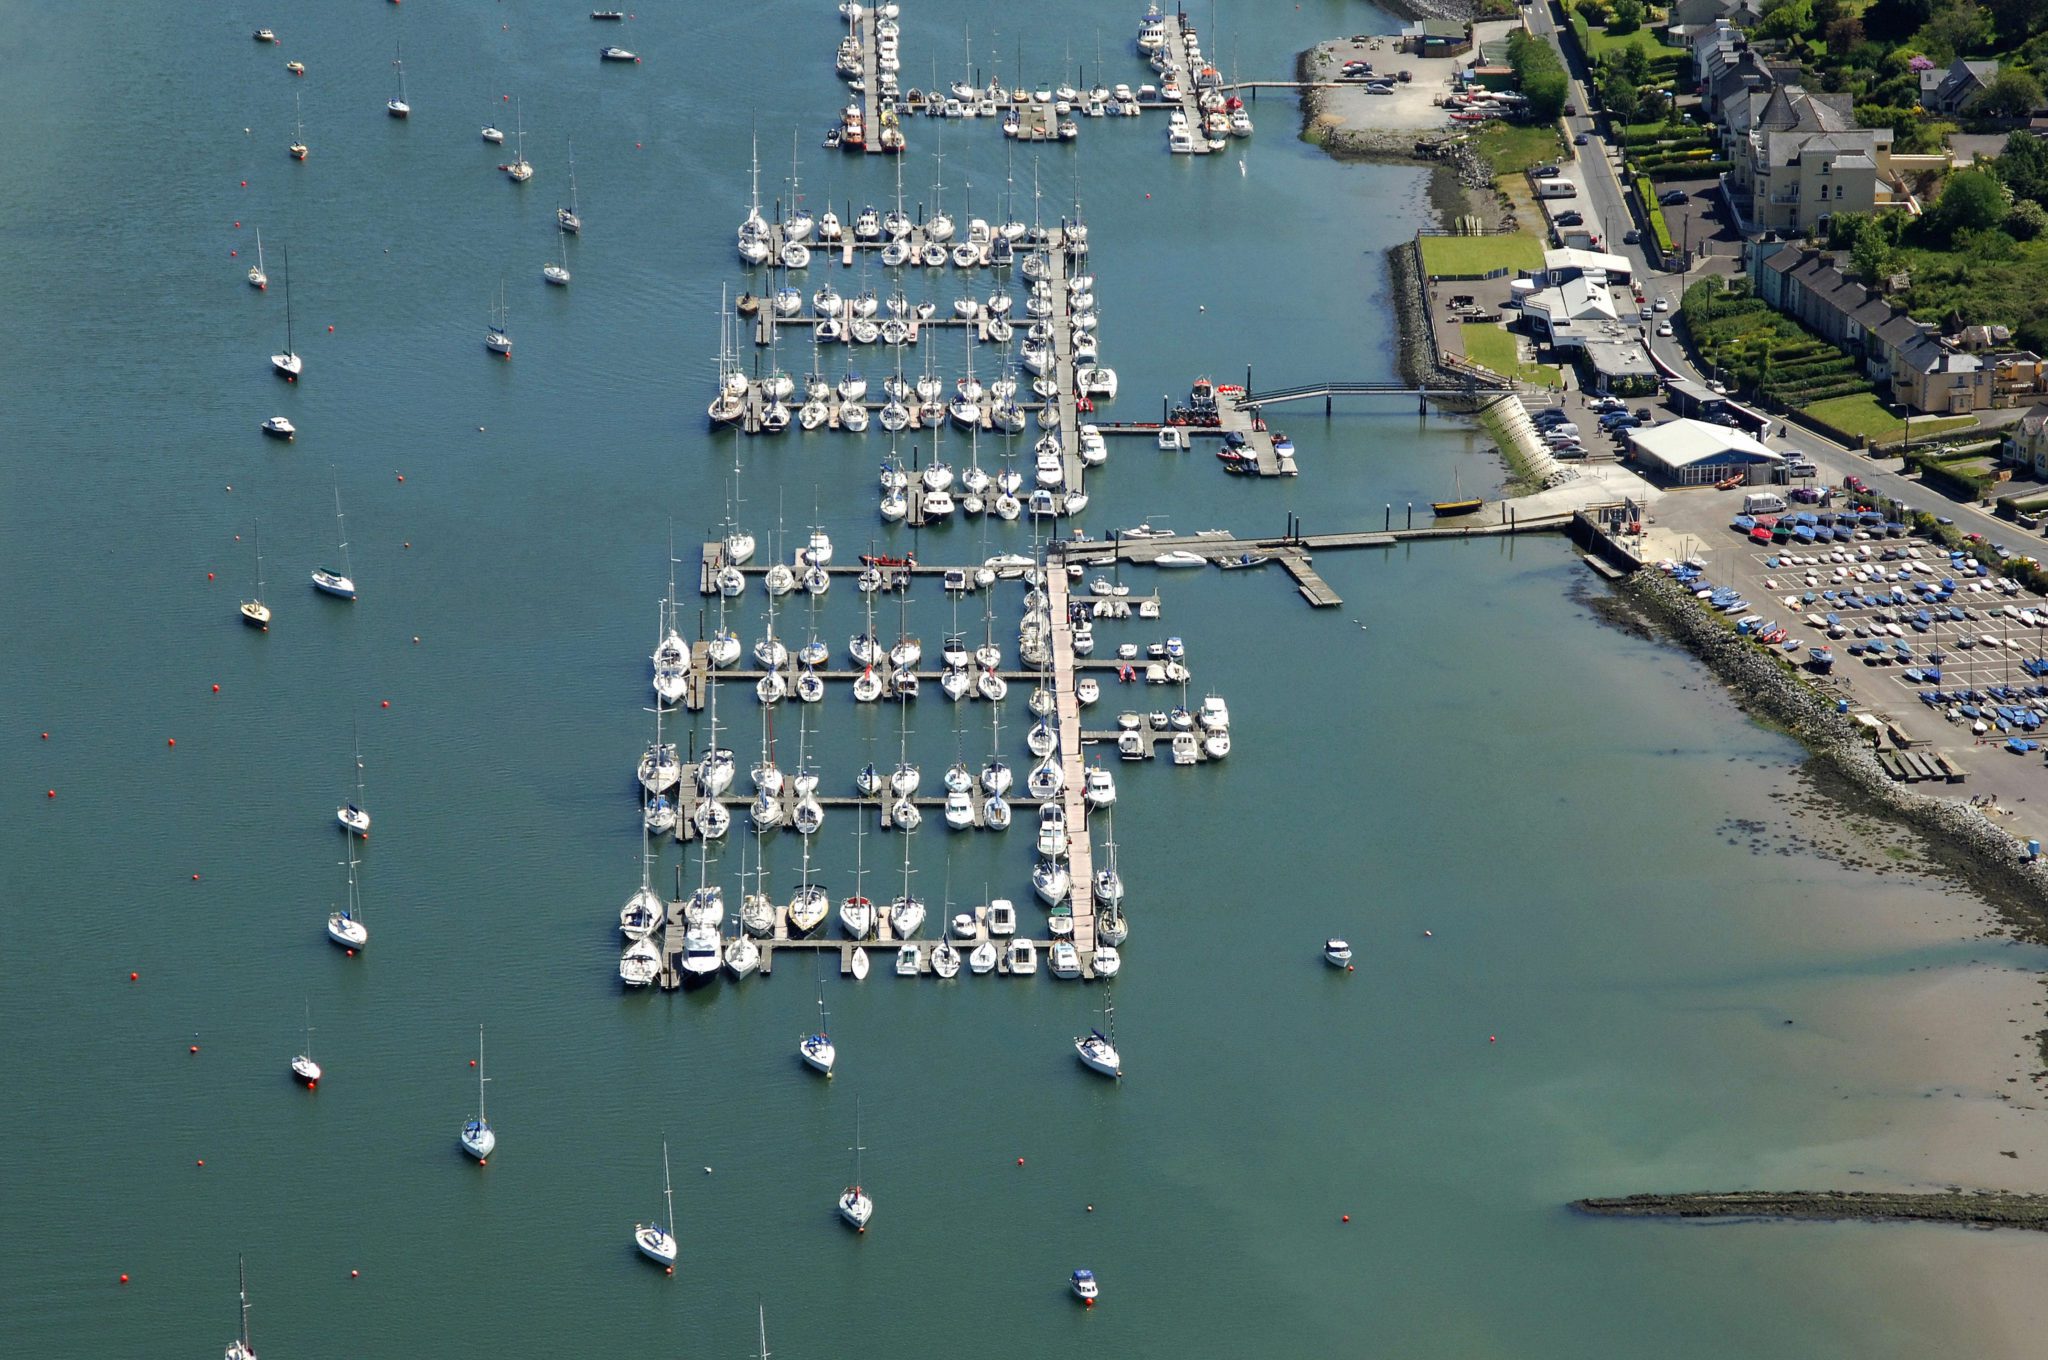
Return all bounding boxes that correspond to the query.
[1751,245,2045,415]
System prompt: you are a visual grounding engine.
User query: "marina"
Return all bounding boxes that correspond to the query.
[16,2,2048,1357]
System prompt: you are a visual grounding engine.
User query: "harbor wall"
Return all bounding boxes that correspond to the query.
[1616,568,2048,959]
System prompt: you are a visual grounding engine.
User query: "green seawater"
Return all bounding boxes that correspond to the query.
[4,3,2047,1356]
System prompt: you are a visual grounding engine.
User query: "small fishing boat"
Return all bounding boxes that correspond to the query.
[600,46,639,61]
[1072,1268,1100,1304]
[260,416,294,440]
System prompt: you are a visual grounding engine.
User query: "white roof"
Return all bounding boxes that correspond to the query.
[1523,277,1618,325]
[1543,247,1631,276]
[1625,418,1782,471]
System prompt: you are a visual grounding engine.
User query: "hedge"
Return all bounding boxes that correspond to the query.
[1905,454,1996,500]
[1644,160,1731,180]
[1635,176,1675,251]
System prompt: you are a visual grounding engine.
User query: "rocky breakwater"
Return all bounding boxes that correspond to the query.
[1575,1189,2048,1233]
[1618,568,2048,943]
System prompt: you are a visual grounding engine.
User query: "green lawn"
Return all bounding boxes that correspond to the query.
[1575,24,1685,65]
[1474,121,1567,175]
[1419,232,1546,278]
[1802,393,1978,443]
[1462,323,1562,385]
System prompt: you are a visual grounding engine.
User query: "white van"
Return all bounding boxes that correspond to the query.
[1742,492,1787,515]
[1534,178,1577,199]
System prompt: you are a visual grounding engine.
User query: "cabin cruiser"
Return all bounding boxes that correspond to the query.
[1325,938,1352,967]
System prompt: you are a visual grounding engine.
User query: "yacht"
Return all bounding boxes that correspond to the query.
[326,839,369,949]
[225,1256,259,1360]
[634,1141,679,1268]
[1324,938,1353,968]
[1033,857,1070,904]
[988,899,1017,936]
[1074,993,1121,1078]
[895,943,920,976]
[459,1025,497,1160]
[1005,937,1038,974]
[290,1004,321,1086]
[1084,766,1117,808]
[1037,803,1068,857]
[983,792,1011,830]
[680,924,721,983]
[620,937,660,987]
[800,985,836,1075]
[1049,940,1081,978]
[1092,944,1121,977]
[838,1100,873,1231]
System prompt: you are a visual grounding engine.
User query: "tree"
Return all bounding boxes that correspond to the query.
[1915,1,1994,60]
[1863,0,1934,42]
[1996,130,2048,203]
[1608,0,1644,34]
[1824,16,1865,54]
[1970,69,2046,118]
[1852,226,1898,282]
[1508,31,1569,121]
[1984,0,2048,45]
[1637,88,1671,122]
[1756,0,1816,40]
[1927,167,2011,243]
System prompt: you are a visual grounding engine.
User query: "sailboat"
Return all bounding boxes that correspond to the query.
[269,246,301,377]
[239,521,272,629]
[386,44,411,118]
[634,1140,680,1268]
[558,139,583,233]
[311,475,357,599]
[290,1002,321,1085]
[460,1025,496,1162]
[839,807,875,939]
[247,229,268,289]
[289,91,308,161]
[1431,465,1482,518]
[799,981,835,1075]
[836,1097,873,1230]
[486,279,512,357]
[888,821,924,938]
[1074,989,1122,1079]
[336,720,371,836]
[225,1255,258,1360]
[543,233,572,287]
[503,100,534,181]
[326,837,368,949]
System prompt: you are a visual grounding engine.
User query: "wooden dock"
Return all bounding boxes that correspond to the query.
[1159,11,1215,154]
[849,4,902,155]
[1045,562,1096,954]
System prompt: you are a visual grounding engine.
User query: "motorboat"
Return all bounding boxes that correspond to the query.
[1092,944,1121,977]
[1324,939,1353,967]
[988,899,1017,936]
[600,46,639,61]
[1037,803,1069,857]
[1199,694,1231,731]
[1072,1268,1101,1303]
[1005,938,1038,974]
[1084,766,1117,808]
[969,939,998,973]
[1049,940,1081,978]
[894,944,920,976]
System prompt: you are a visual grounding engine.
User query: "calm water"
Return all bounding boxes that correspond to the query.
[5,3,2048,1356]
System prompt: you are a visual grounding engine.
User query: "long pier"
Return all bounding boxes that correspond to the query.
[1158,10,1215,154]
[1045,561,1097,954]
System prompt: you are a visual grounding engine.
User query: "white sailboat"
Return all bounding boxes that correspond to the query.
[837,1097,873,1230]
[326,838,368,949]
[1075,990,1121,1078]
[460,1024,497,1161]
[888,824,924,938]
[311,476,357,599]
[290,1001,321,1085]
[487,279,513,357]
[800,981,836,1075]
[225,1255,258,1360]
[387,44,411,118]
[543,234,572,287]
[503,99,533,181]
[621,836,663,940]
[634,1140,680,1268]
[839,808,875,939]
[269,246,301,378]
[247,229,268,289]
[788,833,829,935]
[289,91,308,161]
[336,720,371,836]
[239,520,271,630]
[559,139,583,234]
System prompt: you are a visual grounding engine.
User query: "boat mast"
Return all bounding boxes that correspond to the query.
[475,1024,489,1125]
[237,1255,253,1353]
[332,472,352,580]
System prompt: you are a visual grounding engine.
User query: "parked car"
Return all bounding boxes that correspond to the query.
[1532,164,1562,179]
[1366,83,1395,94]
[1555,210,1584,227]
